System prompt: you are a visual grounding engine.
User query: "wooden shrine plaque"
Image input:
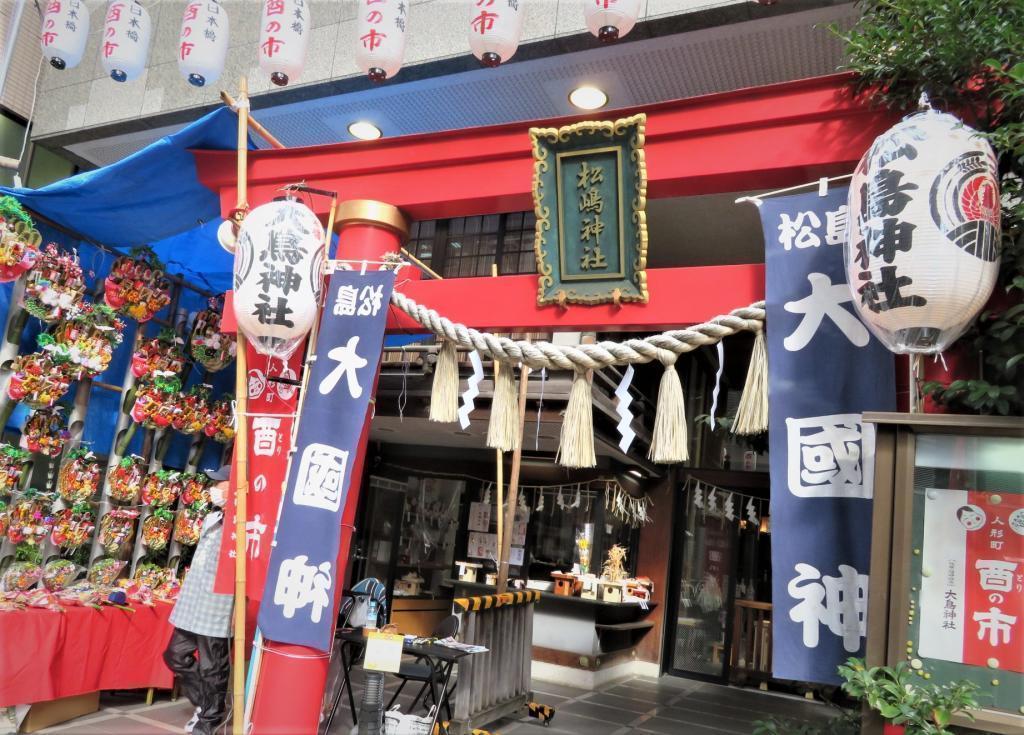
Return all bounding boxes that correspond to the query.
[530,113,649,307]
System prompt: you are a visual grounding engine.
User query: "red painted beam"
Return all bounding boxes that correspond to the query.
[386,264,764,333]
[195,74,897,221]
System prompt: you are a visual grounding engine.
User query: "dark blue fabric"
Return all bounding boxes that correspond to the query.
[761,187,896,685]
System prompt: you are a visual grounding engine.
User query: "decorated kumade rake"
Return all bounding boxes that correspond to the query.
[131,329,187,381]
[44,302,125,378]
[0,501,7,538]
[180,472,212,506]
[6,490,55,546]
[57,448,101,503]
[0,445,30,497]
[190,301,236,372]
[130,373,182,429]
[7,352,74,409]
[172,383,212,435]
[204,396,236,443]
[41,559,80,591]
[97,508,140,555]
[141,508,174,551]
[140,469,182,507]
[0,195,42,282]
[103,251,171,322]
[19,406,70,457]
[23,243,86,323]
[50,503,95,549]
[107,454,146,504]
[173,502,209,546]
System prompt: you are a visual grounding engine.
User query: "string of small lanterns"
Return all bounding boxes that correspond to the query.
[40,0,644,88]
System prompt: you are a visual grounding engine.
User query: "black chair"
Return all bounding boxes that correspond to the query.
[386,614,460,718]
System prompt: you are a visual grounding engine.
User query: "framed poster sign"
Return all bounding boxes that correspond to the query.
[529,113,648,307]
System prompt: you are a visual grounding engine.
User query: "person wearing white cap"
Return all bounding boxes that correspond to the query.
[162,464,233,735]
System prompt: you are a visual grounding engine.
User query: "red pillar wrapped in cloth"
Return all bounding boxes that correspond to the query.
[249,200,409,734]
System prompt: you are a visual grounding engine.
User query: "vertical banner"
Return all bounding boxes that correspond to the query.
[257,270,394,651]
[761,187,896,683]
[214,341,303,600]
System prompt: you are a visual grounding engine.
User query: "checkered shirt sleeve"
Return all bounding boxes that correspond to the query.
[169,518,234,638]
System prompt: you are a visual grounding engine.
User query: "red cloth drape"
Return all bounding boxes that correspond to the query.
[0,602,175,706]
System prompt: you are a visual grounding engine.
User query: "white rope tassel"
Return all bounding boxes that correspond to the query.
[486,361,520,452]
[558,370,596,469]
[648,356,688,464]
[429,339,459,423]
[733,328,768,435]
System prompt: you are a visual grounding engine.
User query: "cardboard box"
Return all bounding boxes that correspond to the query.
[21,692,100,733]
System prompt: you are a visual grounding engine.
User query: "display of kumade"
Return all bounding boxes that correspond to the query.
[141,507,174,551]
[50,503,95,549]
[5,490,54,546]
[190,301,236,372]
[97,507,140,555]
[103,251,171,322]
[173,501,209,546]
[43,302,126,378]
[19,405,70,457]
[204,396,235,443]
[140,469,182,507]
[0,444,30,497]
[41,559,80,591]
[57,448,101,503]
[0,196,41,282]
[172,383,212,435]
[130,372,182,429]
[7,351,74,409]
[107,454,146,503]
[23,243,86,323]
[180,472,212,506]
[130,328,186,381]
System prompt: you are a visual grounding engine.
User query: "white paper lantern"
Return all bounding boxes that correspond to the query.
[468,0,525,67]
[355,0,408,82]
[258,0,310,87]
[178,0,229,87]
[845,109,1001,354]
[583,0,641,42]
[40,0,90,70]
[101,0,151,83]
[233,199,325,359]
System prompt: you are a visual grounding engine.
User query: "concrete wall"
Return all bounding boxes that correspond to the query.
[32,0,741,138]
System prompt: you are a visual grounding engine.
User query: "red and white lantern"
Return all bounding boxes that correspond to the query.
[845,109,1001,354]
[468,0,525,68]
[258,0,310,87]
[101,0,151,83]
[583,0,641,43]
[40,0,90,70]
[178,0,229,87]
[233,199,325,359]
[355,0,408,83]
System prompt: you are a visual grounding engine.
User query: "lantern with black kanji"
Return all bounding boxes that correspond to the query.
[583,0,641,43]
[468,0,525,67]
[258,0,310,86]
[355,0,408,82]
[40,0,90,70]
[100,0,151,83]
[233,198,325,359]
[178,0,229,87]
[845,109,1001,354]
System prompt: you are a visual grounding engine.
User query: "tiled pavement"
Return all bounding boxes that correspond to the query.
[32,674,840,734]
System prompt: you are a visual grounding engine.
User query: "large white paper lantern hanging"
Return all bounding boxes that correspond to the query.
[40,0,90,70]
[233,199,325,359]
[468,0,525,67]
[178,0,229,87]
[355,0,408,82]
[845,109,1001,354]
[101,0,151,83]
[258,0,310,87]
[583,0,641,42]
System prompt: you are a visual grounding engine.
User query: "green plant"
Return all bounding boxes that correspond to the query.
[833,0,1024,415]
[838,658,981,733]
[753,707,860,735]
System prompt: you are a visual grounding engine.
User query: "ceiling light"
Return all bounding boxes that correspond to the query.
[569,85,608,111]
[348,121,382,140]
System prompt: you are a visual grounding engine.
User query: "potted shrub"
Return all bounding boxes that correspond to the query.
[838,658,981,734]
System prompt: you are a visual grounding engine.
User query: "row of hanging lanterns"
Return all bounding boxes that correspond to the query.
[42,0,644,86]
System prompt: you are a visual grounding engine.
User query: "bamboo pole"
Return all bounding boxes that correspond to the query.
[490,264,504,578]
[220,90,285,150]
[231,76,250,735]
[497,362,530,593]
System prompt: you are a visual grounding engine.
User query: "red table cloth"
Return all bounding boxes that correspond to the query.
[0,602,175,706]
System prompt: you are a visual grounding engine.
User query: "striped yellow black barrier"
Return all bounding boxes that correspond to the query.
[432,723,496,735]
[452,590,541,613]
[527,701,555,725]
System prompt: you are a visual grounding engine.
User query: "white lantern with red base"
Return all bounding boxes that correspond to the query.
[468,0,525,67]
[583,0,641,43]
[101,0,151,83]
[178,0,230,87]
[355,0,408,82]
[845,108,1001,354]
[258,0,310,87]
[40,0,90,70]
[233,199,325,359]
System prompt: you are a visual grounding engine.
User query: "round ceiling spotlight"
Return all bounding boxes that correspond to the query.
[569,85,608,111]
[348,121,383,140]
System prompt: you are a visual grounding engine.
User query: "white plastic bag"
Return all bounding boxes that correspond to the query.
[383,705,435,735]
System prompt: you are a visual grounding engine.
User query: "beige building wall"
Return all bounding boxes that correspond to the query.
[2,0,42,119]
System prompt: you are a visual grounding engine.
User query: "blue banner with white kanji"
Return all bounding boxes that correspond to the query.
[761,187,896,684]
[258,270,395,651]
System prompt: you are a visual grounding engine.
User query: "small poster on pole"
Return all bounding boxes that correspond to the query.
[468,502,491,532]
